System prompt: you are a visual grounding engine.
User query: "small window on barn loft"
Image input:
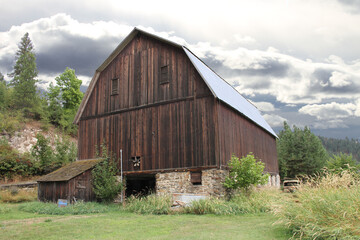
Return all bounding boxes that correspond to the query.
[190,171,202,185]
[111,78,119,95]
[160,65,169,84]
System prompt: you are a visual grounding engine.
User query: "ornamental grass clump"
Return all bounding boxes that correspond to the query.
[276,170,360,239]
[125,194,172,215]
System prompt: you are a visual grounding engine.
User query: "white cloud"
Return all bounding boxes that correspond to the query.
[329,71,351,87]
[263,114,287,127]
[312,119,349,129]
[299,102,357,120]
[251,101,276,112]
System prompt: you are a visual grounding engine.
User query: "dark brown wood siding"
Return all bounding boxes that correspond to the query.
[78,96,217,172]
[81,33,209,118]
[38,170,96,203]
[217,102,278,174]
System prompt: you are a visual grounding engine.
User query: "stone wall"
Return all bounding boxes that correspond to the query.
[156,169,228,197]
[156,169,280,197]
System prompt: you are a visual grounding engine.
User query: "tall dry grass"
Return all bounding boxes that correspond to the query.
[276,171,360,239]
[0,187,37,203]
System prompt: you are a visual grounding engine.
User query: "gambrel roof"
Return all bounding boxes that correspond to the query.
[74,28,277,138]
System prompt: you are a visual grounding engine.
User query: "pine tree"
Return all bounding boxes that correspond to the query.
[277,122,328,178]
[9,32,39,109]
[0,72,5,82]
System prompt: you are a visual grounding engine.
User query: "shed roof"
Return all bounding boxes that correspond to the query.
[74,28,277,138]
[37,159,104,182]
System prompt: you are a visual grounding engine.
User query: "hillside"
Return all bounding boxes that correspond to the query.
[319,136,360,162]
[2,121,77,154]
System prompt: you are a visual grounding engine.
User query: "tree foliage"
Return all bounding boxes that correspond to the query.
[223,154,269,195]
[277,122,328,179]
[31,133,77,175]
[319,136,360,163]
[325,153,359,174]
[47,68,83,134]
[8,33,39,110]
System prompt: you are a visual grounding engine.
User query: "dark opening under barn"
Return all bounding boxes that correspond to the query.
[125,174,156,197]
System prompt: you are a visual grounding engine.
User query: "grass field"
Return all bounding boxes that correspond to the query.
[0,203,290,240]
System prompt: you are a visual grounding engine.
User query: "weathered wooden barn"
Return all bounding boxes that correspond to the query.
[37,159,102,202]
[74,28,279,197]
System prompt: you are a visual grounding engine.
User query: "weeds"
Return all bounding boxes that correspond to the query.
[276,170,360,239]
[125,194,172,215]
[184,189,279,215]
[0,188,37,203]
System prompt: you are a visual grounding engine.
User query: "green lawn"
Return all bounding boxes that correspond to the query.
[0,203,290,240]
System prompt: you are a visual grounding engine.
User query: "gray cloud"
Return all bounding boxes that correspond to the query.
[338,0,360,13]
[36,33,120,76]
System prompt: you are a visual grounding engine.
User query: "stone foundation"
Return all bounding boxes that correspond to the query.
[156,169,228,197]
[156,169,280,197]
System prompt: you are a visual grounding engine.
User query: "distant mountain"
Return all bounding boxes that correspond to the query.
[319,136,360,162]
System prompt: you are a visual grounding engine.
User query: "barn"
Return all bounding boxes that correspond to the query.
[74,28,279,197]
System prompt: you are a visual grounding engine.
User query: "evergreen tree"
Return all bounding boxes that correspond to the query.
[0,72,5,82]
[277,122,328,178]
[8,32,39,109]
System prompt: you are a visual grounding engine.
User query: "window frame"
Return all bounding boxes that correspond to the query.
[160,65,170,84]
[111,78,119,95]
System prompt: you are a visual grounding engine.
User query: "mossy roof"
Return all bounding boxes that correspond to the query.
[37,159,104,182]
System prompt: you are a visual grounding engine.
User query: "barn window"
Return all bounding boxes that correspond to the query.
[111,78,119,95]
[160,65,169,84]
[190,171,202,185]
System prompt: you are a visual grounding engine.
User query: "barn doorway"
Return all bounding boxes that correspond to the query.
[125,174,156,197]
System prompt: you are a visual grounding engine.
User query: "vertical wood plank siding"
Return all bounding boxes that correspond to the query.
[38,170,96,203]
[77,32,278,174]
[217,103,279,173]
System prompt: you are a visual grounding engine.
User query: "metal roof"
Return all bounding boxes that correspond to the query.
[183,47,277,138]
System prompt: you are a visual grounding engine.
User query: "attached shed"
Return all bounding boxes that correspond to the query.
[37,159,103,203]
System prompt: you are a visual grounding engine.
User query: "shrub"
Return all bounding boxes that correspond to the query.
[0,138,34,180]
[92,144,123,202]
[19,201,112,215]
[276,170,360,239]
[125,194,172,215]
[224,153,269,196]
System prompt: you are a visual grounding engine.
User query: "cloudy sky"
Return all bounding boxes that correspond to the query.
[1,0,360,139]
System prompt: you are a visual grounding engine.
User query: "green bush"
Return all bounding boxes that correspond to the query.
[92,144,122,202]
[125,194,172,215]
[276,171,360,239]
[0,138,34,180]
[19,201,112,215]
[0,110,23,135]
[224,153,269,196]
[31,133,77,175]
